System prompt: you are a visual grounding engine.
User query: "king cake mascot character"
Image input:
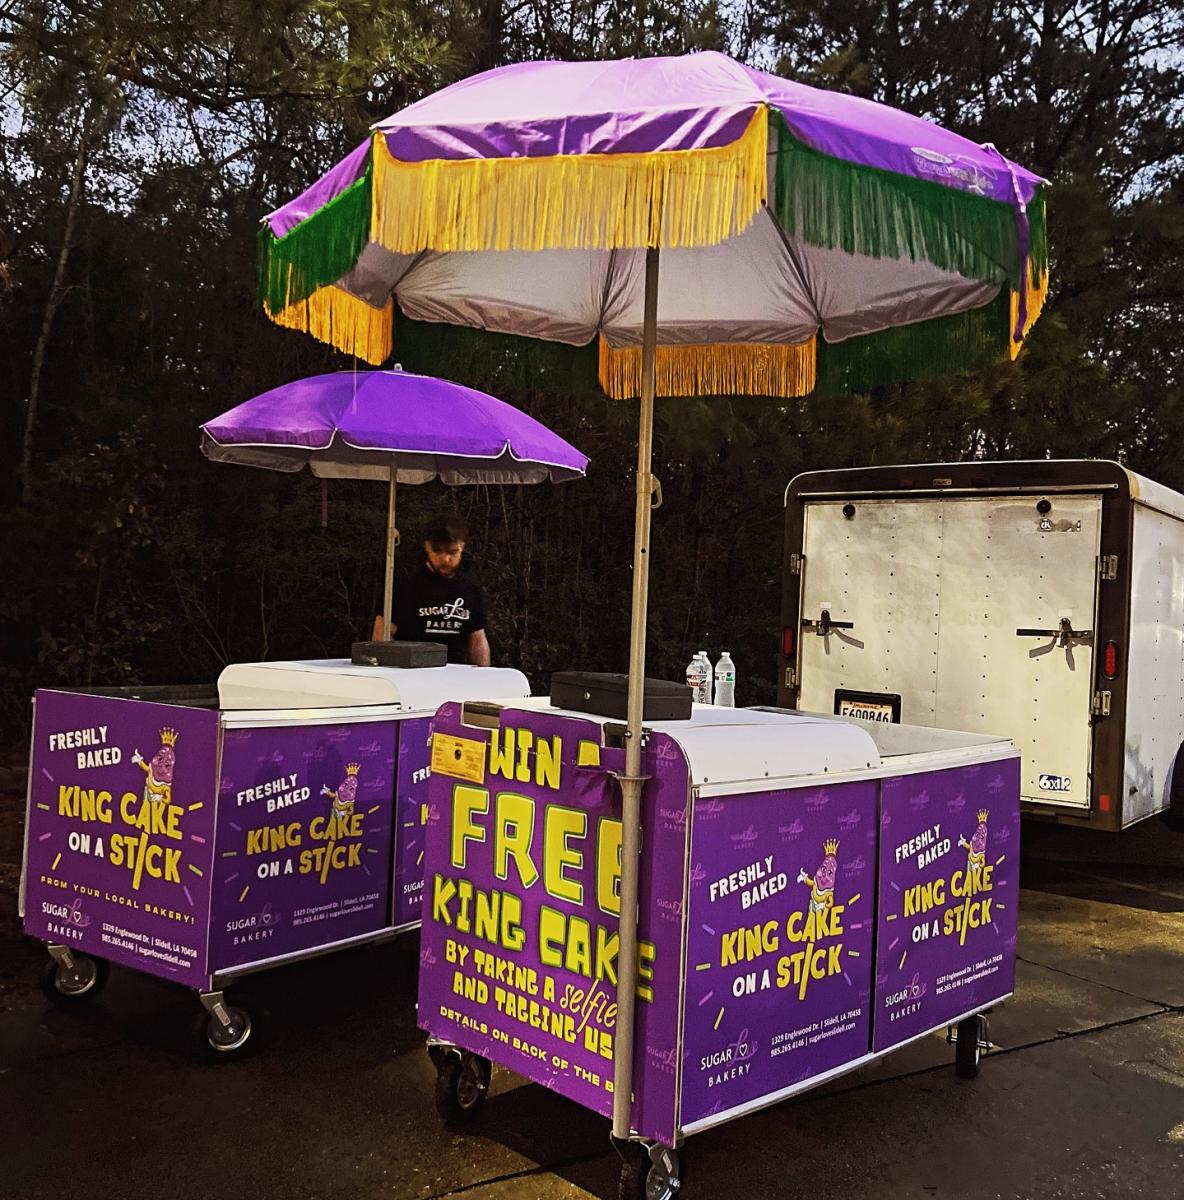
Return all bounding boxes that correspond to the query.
[958,810,989,874]
[797,838,839,914]
[322,762,360,817]
[131,727,177,805]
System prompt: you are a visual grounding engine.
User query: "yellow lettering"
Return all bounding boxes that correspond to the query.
[596,817,622,915]
[536,736,562,790]
[515,729,534,782]
[489,729,515,780]
[433,874,457,925]
[544,805,585,903]
[539,905,565,970]
[637,940,655,1003]
[565,915,592,976]
[500,891,526,952]
[577,740,600,768]
[247,823,301,854]
[451,784,489,869]
[495,791,538,887]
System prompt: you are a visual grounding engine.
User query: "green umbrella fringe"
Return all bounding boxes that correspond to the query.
[774,112,1027,288]
[257,162,373,315]
[817,290,1011,394]
[250,119,1046,308]
[1027,185,1048,281]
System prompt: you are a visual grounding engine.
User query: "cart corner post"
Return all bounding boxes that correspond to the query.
[382,465,397,640]
[612,245,660,1142]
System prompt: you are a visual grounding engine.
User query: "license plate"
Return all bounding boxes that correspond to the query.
[835,689,901,724]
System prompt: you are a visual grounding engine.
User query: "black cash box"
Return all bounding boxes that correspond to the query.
[549,671,692,721]
[351,640,447,668]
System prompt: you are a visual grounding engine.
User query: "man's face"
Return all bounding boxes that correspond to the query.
[425,540,465,577]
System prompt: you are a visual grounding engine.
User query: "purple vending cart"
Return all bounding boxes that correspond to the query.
[20,659,528,1054]
[417,702,1019,1198]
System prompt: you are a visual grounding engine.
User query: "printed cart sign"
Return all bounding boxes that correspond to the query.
[681,781,876,1126]
[208,721,396,970]
[873,758,1020,1051]
[417,705,687,1144]
[23,691,219,981]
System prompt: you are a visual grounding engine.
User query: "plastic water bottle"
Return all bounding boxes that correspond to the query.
[696,650,713,705]
[714,652,736,707]
[685,653,704,700]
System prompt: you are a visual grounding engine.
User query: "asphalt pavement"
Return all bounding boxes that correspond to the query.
[1,801,1181,1200]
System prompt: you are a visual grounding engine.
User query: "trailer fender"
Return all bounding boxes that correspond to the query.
[1165,743,1184,832]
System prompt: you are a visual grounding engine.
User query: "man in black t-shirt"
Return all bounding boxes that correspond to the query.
[391,515,490,666]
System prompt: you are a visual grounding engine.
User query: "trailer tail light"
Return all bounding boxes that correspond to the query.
[1103,641,1120,680]
[782,627,795,657]
[1098,793,1112,813]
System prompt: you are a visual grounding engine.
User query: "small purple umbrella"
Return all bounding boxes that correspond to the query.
[201,368,587,637]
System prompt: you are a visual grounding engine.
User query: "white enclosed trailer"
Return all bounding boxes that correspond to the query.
[779,460,1184,831]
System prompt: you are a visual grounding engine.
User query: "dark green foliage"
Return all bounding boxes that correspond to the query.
[0,1,1180,742]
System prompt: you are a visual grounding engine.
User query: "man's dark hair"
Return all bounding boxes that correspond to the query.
[424,514,469,547]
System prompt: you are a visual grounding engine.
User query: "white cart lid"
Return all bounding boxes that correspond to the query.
[218,659,530,712]
[648,706,881,787]
[494,703,882,787]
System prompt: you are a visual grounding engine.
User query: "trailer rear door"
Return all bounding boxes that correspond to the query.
[934,497,1101,809]
[798,499,943,726]
[799,494,1102,810]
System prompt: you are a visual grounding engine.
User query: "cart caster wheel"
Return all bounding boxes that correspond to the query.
[204,1005,253,1056]
[618,1141,682,1200]
[434,1052,490,1126]
[955,1014,986,1079]
[40,953,109,1003]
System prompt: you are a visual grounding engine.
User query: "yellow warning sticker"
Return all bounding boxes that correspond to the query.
[431,732,486,784]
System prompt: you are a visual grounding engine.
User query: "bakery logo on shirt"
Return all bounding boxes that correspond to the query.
[418,598,471,632]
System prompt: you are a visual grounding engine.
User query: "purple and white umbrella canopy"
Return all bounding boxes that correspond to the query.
[201,369,588,484]
[201,369,587,635]
[258,51,1048,398]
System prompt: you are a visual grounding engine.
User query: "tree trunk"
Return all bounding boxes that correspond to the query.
[19,107,97,503]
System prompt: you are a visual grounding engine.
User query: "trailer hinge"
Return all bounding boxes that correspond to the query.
[1091,690,1112,717]
[789,553,804,576]
[1099,554,1118,581]
[785,667,798,690]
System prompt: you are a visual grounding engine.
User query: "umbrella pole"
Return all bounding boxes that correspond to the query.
[383,467,397,640]
[612,246,659,1144]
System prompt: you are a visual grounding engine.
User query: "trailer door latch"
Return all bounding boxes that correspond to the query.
[803,608,855,636]
[1091,690,1112,717]
[789,553,804,576]
[1099,554,1119,581]
[1016,617,1093,648]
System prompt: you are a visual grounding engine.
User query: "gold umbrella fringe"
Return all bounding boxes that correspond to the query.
[1008,269,1049,360]
[599,336,817,399]
[268,285,393,365]
[371,108,769,254]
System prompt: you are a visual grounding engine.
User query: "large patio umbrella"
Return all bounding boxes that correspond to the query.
[201,369,588,639]
[254,50,1049,1149]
